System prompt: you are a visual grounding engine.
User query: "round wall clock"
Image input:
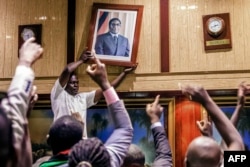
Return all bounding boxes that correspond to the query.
[21,28,35,41]
[206,16,225,37]
[202,13,232,51]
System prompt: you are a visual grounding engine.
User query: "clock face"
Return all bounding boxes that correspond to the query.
[21,28,35,41]
[206,17,225,37]
[208,20,222,33]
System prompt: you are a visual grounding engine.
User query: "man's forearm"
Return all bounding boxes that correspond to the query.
[110,71,126,89]
[203,98,244,150]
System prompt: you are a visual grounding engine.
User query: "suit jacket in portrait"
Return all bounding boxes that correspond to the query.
[95,32,130,57]
[151,126,173,167]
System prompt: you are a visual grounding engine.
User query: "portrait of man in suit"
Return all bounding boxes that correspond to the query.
[95,17,130,57]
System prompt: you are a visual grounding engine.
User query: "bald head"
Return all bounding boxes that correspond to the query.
[185,136,222,167]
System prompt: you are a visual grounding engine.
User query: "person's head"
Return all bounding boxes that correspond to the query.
[108,18,121,34]
[184,136,222,167]
[65,72,79,96]
[122,144,145,167]
[68,137,111,167]
[0,107,13,167]
[47,115,83,155]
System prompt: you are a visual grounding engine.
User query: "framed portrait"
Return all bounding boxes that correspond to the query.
[87,3,143,67]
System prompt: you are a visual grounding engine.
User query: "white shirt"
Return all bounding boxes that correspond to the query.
[50,79,96,137]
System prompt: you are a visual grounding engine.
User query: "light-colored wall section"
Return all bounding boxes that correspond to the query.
[0,0,67,79]
[1,0,250,93]
[170,0,250,72]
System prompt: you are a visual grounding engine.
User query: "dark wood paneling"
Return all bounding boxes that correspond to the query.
[160,0,169,72]
[67,0,76,63]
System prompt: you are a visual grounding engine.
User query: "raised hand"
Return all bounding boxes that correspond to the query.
[27,85,38,116]
[19,37,43,66]
[179,83,210,105]
[123,63,138,74]
[237,81,250,106]
[86,54,111,90]
[196,111,213,137]
[79,48,94,63]
[146,95,163,124]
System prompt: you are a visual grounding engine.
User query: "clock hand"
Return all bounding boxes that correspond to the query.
[212,24,218,28]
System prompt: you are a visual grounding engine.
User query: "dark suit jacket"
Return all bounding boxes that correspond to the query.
[95,32,130,57]
[152,126,173,167]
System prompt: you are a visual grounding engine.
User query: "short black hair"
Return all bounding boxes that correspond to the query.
[69,71,77,79]
[109,18,121,27]
[47,115,83,155]
[122,144,145,166]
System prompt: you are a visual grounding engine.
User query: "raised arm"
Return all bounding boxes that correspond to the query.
[220,81,250,150]
[231,81,250,125]
[181,83,244,151]
[59,49,92,87]
[1,37,43,167]
[86,55,133,167]
[146,95,173,167]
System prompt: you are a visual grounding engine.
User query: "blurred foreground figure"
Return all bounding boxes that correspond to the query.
[0,37,43,167]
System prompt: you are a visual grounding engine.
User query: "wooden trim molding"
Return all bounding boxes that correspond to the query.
[34,89,241,110]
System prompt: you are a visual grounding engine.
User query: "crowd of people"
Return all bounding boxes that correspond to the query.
[0,37,247,167]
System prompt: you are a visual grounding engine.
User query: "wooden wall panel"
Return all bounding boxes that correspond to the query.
[170,0,250,72]
[0,0,67,79]
[1,0,250,93]
[0,0,7,77]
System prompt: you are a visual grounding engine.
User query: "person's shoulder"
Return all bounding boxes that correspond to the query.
[119,34,128,40]
[97,32,110,38]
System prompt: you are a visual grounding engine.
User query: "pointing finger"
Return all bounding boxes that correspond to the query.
[153,95,160,106]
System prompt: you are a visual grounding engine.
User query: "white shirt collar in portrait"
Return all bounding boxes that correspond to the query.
[110,32,119,38]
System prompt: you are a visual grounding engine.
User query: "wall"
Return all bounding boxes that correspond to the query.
[0,0,68,92]
[1,0,250,94]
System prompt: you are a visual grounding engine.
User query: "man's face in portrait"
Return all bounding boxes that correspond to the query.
[109,19,121,34]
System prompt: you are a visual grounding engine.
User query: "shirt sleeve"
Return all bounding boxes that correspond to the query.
[1,65,34,166]
[103,87,119,105]
[105,100,133,167]
[151,122,162,129]
[85,90,97,108]
[50,79,65,100]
